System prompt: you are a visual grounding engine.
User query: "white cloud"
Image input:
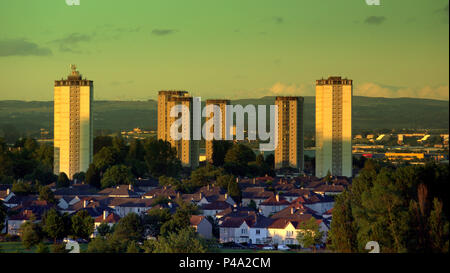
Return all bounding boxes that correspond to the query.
[356,82,449,101]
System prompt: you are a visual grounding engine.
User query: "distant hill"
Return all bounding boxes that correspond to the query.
[0,96,448,139]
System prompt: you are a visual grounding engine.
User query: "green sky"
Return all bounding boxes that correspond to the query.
[0,0,448,101]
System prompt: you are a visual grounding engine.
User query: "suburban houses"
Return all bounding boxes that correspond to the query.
[0,174,348,247]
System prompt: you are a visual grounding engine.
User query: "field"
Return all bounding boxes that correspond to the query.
[0,242,89,253]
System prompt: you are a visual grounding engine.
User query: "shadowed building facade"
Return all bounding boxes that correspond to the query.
[158,90,199,168]
[315,76,352,178]
[274,96,304,171]
[54,65,93,179]
[205,99,230,163]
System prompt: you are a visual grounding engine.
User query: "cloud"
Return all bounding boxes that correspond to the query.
[356,82,449,100]
[254,82,314,98]
[364,16,386,25]
[50,33,93,53]
[0,39,52,57]
[151,29,178,36]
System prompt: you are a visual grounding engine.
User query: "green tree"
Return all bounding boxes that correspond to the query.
[96,223,113,237]
[296,218,324,251]
[42,209,65,242]
[0,200,7,232]
[112,213,144,242]
[101,164,134,188]
[86,163,101,189]
[38,186,56,204]
[93,136,113,155]
[428,198,449,252]
[71,210,94,240]
[144,139,181,178]
[211,140,233,167]
[20,220,42,249]
[93,146,120,172]
[36,242,50,253]
[126,240,140,253]
[152,227,207,253]
[87,236,113,253]
[329,190,357,252]
[56,172,70,188]
[73,172,86,183]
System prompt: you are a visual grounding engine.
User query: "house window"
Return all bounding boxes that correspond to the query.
[286,230,294,237]
[256,229,260,235]
[241,228,247,234]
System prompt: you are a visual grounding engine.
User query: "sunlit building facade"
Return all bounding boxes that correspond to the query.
[274,96,304,171]
[315,76,352,178]
[53,65,93,179]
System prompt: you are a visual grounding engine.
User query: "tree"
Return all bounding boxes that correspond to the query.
[51,243,69,253]
[329,190,357,252]
[160,202,198,236]
[42,209,65,242]
[101,164,134,189]
[20,220,42,249]
[86,163,101,189]
[93,136,113,155]
[93,146,119,172]
[11,181,35,196]
[0,200,6,232]
[73,172,86,183]
[56,172,70,188]
[211,140,233,167]
[112,213,144,242]
[87,236,113,253]
[38,186,56,204]
[96,223,113,237]
[296,218,324,251]
[152,227,207,253]
[248,200,257,211]
[224,143,256,166]
[36,242,50,253]
[428,198,449,252]
[126,240,140,253]
[144,139,181,178]
[71,210,94,240]
[143,208,172,237]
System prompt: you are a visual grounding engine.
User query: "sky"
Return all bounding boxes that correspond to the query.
[0,0,448,101]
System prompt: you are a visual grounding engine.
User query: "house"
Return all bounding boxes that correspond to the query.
[199,201,232,218]
[249,216,273,245]
[107,197,153,217]
[258,194,290,217]
[219,217,253,243]
[52,184,98,196]
[142,186,179,200]
[134,178,159,193]
[313,184,346,196]
[93,210,121,237]
[267,216,329,246]
[241,187,274,207]
[98,184,139,198]
[190,215,213,239]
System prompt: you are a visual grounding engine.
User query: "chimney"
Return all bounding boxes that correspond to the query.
[199,192,203,199]
[103,210,108,220]
[275,194,279,202]
[83,200,88,208]
[168,202,172,208]
[253,178,256,184]
[290,207,294,214]
[224,193,228,199]
[6,188,10,195]
[236,177,239,183]
[207,184,210,191]
[128,184,132,190]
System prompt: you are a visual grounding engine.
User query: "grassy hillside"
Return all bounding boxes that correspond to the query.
[0,96,448,140]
